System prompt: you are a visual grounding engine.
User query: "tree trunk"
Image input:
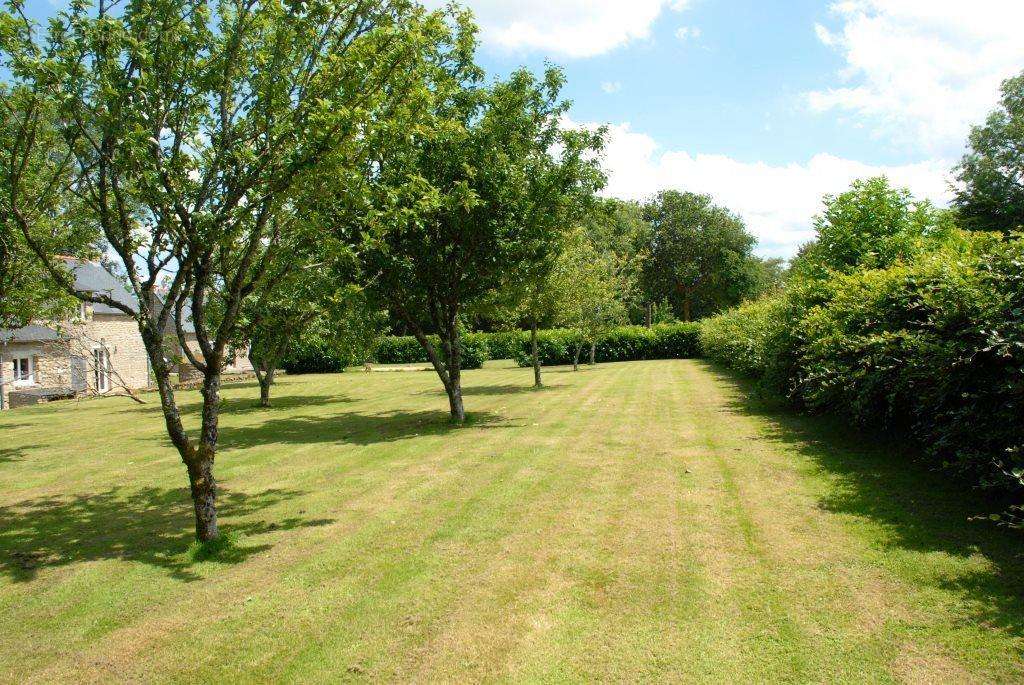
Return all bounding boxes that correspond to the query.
[683,296,692,323]
[645,302,652,328]
[530,316,542,388]
[258,368,274,407]
[445,382,465,423]
[186,452,219,541]
[573,343,581,372]
[142,327,221,542]
[589,341,596,365]
[250,346,280,408]
[443,325,465,423]
[190,367,223,541]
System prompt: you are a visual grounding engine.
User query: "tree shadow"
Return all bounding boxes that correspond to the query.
[217,409,513,450]
[0,445,37,463]
[140,394,350,417]
[0,487,332,583]
[700,360,1024,638]
[415,384,557,398]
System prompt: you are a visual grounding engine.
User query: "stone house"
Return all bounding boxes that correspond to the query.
[0,259,151,410]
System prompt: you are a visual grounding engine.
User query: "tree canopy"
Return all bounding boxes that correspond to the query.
[640,190,756,322]
[794,176,941,278]
[352,51,603,418]
[954,71,1024,234]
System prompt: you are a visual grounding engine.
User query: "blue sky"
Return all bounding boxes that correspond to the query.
[21,0,1024,257]
[443,0,1024,256]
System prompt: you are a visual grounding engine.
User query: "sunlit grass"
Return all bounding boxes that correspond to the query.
[0,360,1021,682]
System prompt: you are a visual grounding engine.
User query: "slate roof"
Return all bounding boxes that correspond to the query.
[0,259,139,343]
[61,258,139,315]
[0,324,65,344]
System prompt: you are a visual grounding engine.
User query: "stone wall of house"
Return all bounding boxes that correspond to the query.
[0,339,73,409]
[80,314,152,393]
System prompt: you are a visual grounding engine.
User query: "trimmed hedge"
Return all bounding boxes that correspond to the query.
[281,339,360,374]
[512,323,701,367]
[477,330,524,360]
[285,323,701,374]
[373,334,487,369]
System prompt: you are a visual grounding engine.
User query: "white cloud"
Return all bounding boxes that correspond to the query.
[675,26,701,41]
[571,118,952,258]
[808,1,1024,155]
[427,1,691,58]
[601,81,622,94]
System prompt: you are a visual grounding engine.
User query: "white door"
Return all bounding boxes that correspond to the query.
[93,348,110,392]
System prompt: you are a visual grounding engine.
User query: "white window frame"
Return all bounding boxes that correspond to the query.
[12,356,34,386]
[93,347,111,393]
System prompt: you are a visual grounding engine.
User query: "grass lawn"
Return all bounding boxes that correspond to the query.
[1,359,1022,682]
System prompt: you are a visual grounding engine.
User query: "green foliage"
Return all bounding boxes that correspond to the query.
[371,335,487,369]
[512,323,701,366]
[699,295,792,380]
[793,234,1023,486]
[280,337,363,375]
[703,228,1024,494]
[954,70,1024,234]
[640,190,757,321]
[475,331,523,360]
[794,177,940,276]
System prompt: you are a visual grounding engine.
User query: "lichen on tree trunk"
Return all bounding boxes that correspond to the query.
[186,453,219,542]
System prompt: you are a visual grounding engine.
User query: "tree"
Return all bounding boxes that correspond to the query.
[508,121,604,389]
[954,71,1024,234]
[794,177,938,277]
[553,226,628,370]
[583,199,649,325]
[354,50,600,420]
[640,191,755,322]
[0,97,90,330]
[240,225,382,407]
[1,0,451,542]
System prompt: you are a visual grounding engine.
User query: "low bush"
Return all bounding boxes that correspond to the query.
[477,330,525,360]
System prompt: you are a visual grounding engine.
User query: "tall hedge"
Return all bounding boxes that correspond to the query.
[700,232,1024,496]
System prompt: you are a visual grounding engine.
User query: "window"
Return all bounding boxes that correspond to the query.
[12,357,34,385]
[93,348,111,393]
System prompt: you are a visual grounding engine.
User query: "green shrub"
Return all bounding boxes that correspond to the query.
[699,295,792,380]
[792,236,1023,487]
[479,330,526,360]
[512,323,701,366]
[373,334,487,369]
[281,339,359,374]
[703,231,1024,495]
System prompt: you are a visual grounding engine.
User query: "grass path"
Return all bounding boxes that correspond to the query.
[0,359,1022,682]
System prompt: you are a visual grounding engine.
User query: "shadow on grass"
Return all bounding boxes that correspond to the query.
[0,487,332,583]
[697,359,1024,637]
[0,445,36,463]
[218,409,512,450]
[415,384,557,398]
[141,393,351,417]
